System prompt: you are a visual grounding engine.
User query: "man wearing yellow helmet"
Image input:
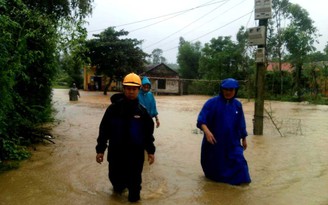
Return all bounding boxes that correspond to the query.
[95,73,156,202]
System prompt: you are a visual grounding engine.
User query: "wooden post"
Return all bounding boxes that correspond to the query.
[179,79,183,95]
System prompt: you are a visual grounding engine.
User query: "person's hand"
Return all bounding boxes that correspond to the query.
[96,153,104,164]
[148,154,155,165]
[201,124,216,145]
[205,130,217,145]
[242,138,247,150]
[155,120,160,128]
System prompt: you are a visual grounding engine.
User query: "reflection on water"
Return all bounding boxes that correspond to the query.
[0,89,327,205]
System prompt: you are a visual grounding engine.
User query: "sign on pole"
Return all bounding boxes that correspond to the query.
[251,0,272,135]
[255,0,272,20]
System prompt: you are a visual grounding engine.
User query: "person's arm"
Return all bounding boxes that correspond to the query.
[150,94,159,128]
[96,153,104,164]
[242,138,247,150]
[95,107,110,164]
[201,124,216,145]
[144,111,156,164]
[147,154,155,165]
[155,115,160,128]
[197,98,216,144]
[238,102,248,150]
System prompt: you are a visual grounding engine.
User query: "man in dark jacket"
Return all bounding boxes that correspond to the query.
[96,73,156,202]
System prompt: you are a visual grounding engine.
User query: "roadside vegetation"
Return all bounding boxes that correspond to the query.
[0,0,93,172]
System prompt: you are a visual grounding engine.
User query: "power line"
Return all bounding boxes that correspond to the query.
[143,0,232,49]
[88,0,226,33]
[180,0,249,38]
[126,0,223,31]
[144,0,249,50]
[87,0,254,62]
[163,10,253,52]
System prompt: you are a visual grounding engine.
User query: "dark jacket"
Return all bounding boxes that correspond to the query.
[96,93,155,158]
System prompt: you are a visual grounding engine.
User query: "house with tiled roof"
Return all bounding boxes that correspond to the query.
[267,62,293,72]
[139,63,180,94]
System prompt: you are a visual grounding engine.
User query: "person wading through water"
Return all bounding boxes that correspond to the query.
[95,72,156,202]
[196,78,251,185]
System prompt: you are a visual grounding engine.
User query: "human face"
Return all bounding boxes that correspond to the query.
[142,84,150,92]
[123,86,140,100]
[222,88,236,100]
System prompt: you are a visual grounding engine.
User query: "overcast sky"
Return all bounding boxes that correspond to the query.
[85,0,328,64]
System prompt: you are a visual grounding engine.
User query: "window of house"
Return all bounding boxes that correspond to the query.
[158,79,166,89]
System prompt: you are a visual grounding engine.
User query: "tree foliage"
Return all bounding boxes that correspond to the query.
[85,27,149,94]
[22,0,93,19]
[262,0,321,100]
[324,44,328,55]
[57,17,89,88]
[0,0,93,165]
[199,36,243,80]
[267,0,289,60]
[150,48,167,64]
[177,37,202,79]
[283,3,318,99]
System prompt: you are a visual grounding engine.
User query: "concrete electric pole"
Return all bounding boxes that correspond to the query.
[248,0,272,135]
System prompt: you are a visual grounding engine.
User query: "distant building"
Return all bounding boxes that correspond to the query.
[83,63,181,94]
[267,61,328,97]
[83,66,117,91]
[267,62,293,72]
[139,63,180,95]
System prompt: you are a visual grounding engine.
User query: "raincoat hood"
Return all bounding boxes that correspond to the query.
[141,77,151,88]
[110,93,125,103]
[221,78,239,89]
[219,78,239,99]
[110,93,139,109]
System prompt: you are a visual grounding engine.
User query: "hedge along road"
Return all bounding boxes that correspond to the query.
[0,89,328,205]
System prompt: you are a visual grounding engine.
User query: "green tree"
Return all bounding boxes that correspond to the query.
[150,48,167,64]
[0,0,93,165]
[85,27,148,95]
[236,26,256,99]
[177,37,202,79]
[283,3,318,100]
[199,36,241,80]
[22,0,93,19]
[58,18,89,88]
[324,43,328,55]
[1,1,60,162]
[307,51,328,62]
[267,0,290,96]
[321,63,328,95]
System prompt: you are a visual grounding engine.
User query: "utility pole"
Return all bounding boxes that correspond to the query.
[248,0,272,135]
[253,19,267,135]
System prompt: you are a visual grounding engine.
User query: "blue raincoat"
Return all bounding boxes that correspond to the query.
[138,77,158,118]
[196,78,251,185]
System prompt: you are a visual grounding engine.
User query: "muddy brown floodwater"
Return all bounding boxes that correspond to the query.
[1,89,328,205]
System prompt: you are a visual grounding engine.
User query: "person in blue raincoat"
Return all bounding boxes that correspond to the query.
[196,78,251,185]
[138,76,160,128]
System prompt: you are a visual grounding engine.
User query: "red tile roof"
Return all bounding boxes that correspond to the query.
[267,62,293,72]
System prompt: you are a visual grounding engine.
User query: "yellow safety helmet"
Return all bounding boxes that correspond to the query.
[122,73,141,87]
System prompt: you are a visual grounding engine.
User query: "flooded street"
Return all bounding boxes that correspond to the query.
[1,89,328,205]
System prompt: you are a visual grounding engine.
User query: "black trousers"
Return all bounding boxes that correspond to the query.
[108,147,145,193]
